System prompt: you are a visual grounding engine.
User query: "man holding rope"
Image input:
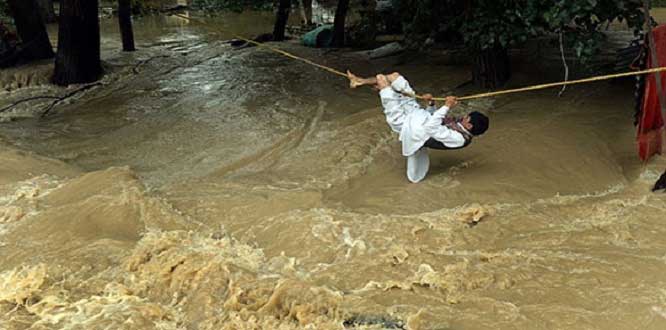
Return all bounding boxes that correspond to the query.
[347,71,489,183]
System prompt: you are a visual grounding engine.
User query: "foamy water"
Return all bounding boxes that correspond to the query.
[1,13,666,330]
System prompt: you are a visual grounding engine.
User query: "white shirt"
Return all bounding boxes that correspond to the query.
[379,76,466,183]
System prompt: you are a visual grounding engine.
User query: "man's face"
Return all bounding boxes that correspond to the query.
[461,115,473,131]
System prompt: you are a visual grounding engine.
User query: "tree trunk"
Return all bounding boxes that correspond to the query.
[472,46,511,89]
[53,0,102,85]
[331,0,350,47]
[36,0,56,23]
[273,0,291,41]
[118,0,135,51]
[7,0,54,61]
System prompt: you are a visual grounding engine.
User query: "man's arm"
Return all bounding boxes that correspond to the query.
[423,96,466,148]
[423,94,436,113]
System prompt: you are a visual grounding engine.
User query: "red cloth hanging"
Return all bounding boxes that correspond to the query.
[638,25,666,161]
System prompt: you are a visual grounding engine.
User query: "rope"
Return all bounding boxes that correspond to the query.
[173,14,666,102]
[457,66,666,101]
[173,13,348,78]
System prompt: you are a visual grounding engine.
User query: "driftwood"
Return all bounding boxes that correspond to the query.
[354,41,404,59]
[375,34,404,43]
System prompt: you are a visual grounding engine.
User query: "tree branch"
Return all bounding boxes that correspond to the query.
[558,30,569,97]
[40,82,103,117]
[0,96,61,113]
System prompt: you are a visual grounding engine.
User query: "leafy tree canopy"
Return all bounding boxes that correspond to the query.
[0,0,11,24]
[394,0,646,62]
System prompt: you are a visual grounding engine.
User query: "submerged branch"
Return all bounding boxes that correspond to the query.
[0,96,61,113]
[1,81,102,117]
[40,82,103,117]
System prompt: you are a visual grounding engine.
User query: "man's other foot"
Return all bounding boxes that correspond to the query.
[347,70,363,88]
[375,74,390,90]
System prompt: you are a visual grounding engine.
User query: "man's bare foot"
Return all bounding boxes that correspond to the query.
[386,72,401,83]
[376,74,390,90]
[347,70,364,89]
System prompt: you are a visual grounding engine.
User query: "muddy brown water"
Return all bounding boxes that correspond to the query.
[1,12,666,330]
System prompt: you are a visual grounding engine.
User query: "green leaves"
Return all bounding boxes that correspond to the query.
[0,0,16,32]
[0,0,10,24]
[396,0,643,64]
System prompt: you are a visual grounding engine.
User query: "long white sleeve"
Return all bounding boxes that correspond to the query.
[422,106,466,148]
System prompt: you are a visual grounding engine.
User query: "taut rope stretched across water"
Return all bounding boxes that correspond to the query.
[173,14,666,102]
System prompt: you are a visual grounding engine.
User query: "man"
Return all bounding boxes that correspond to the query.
[348,71,489,183]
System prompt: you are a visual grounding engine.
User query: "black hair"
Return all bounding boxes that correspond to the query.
[469,111,489,136]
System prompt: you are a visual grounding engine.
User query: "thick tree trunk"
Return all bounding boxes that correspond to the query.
[472,46,511,89]
[37,0,56,23]
[7,0,54,61]
[53,0,102,85]
[331,0,350,47]
[118,0,135,51]
[273,0,291,41]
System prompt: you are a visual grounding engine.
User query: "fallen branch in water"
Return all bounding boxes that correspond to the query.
[0,96,61,113]
[40,82,103,117]
[1,82,103,117]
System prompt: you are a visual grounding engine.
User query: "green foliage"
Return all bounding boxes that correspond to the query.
[395,0,646,64]
[457,1,548,50]
[0,0,15,32]
[543,0,643,63]
[130,0,165,13]
[0,0,10,23]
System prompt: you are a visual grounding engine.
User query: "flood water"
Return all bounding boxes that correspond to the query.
[1,12,666,330]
